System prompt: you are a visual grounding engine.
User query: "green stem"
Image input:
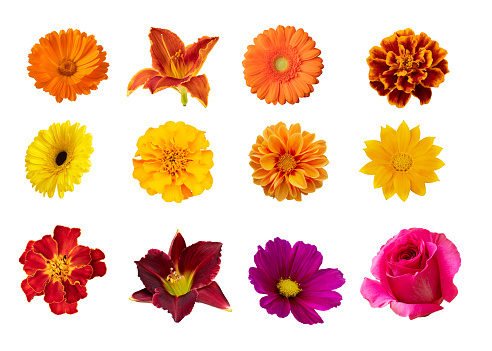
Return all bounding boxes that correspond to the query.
[180,89,188,106]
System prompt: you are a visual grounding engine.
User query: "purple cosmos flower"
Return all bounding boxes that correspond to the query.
[249,237,345,325]
[131,231,231,322]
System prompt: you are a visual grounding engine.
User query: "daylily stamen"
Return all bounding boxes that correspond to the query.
[166,268,184,283]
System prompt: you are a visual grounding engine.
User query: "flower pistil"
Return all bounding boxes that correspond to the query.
[277,277,301,298]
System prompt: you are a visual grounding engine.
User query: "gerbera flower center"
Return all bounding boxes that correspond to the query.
[56,151,68,166]
[277,278,301,298]
[47,255,69,281]
[268,48,300,82]
[277,154,297,174]
[162,147,190,175]
[274,57,289,72]
[58,58,77,76]
[391,152,413,171]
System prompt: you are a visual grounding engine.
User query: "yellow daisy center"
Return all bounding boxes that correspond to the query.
[47,255,69,281]
[58,58,77,76]
[274,57,289,72]
[162,147,190,175]
[277,278,301,298]
[56,151,68,166]
[277,154,297,173]
[391,152,413,171]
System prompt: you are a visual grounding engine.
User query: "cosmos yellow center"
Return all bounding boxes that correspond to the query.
[162,147,190,175]
[391,152,413,171]
[277,278,301,298]
[58,58,77,76]
[277,154,297,173]
[274,57,289,72]
[47,255,69,281]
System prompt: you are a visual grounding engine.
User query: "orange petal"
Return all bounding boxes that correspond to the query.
[128,69,159,95]
[387,89,411,108]
[288,171,307,189]
[268,135,286,154]
[144,76,189,94]
[259,153,278,171]
[181,75,210,107]
[184,36,219,76]
[286,133,303,155]
[149,28,185,77]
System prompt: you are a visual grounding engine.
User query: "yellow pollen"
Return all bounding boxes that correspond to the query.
[58,58,77,76]
[391,152,413,171]
[166,268,184,284]
[276,153,297,174]
[162,147,189,175]
[47,255,69,281]
[274,57,289,72]
[277,278,301,298]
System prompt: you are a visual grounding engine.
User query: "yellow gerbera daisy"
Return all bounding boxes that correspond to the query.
[133,121,213,203]
[25,121,93,198]
[360,121,444,201]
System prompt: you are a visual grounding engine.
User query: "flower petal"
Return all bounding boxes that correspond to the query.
[184,36,219,76]
[253,238,291,283]
[89,249,106,279]
[259,295,291,318]
[23,251,48,276]
[44,280,64,304]
[289,297,323,325]
[434,233,461,302]
[196,281,231,310]
[127,68,160,95]
[178,241,222,290]
[27,270,50,293]
[152,287,198,323]
[68,266,93,286]
[394,172,411,201]
[21,278,40,302]
[62,281,87,304]
[397,121,410,152]
[49,301,78,315]
[289,241,323,283]
[130,288,154,303]
[19,240,35,264]
[181,74,211,107]
[420,67,445,88]
[249,267,278,295]
[286,133,303,155]
[360,278,395,308]
[297,290,342,311]
[53,226,80,256]
[149,27,185,77]
[390,300,443,320]
[288,171,307,189]
[33,235,57,260]
[169,231,187,266]
[136,249,174,293]
[387,89,411,108]
[301,268,345,292]
[68,245,91,267]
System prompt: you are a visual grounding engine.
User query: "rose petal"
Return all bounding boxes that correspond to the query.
[390,300,443,320]
[361,278,396,308]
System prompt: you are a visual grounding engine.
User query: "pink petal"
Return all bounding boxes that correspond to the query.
[259,294,290,318]
[390,300,443,319]
[360,277,395,308]
[289,297,324,325]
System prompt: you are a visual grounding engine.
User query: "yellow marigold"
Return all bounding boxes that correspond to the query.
[360,121,444,201]
[249,122,328,201]
[367,28,449,108]
[28,29,109,103]
[133,122,213,203]
[243,25,323,105]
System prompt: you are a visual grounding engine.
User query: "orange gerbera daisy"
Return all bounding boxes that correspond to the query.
[367,28,449,108]
[243,26,323,105]
[28,29,109,103]
[249,122,328,201]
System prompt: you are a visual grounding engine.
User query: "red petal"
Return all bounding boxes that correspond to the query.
[62,281,87,304]
[387,89,411,108]
[396,76,415,93]
[196,281,231,310]
[27,270,50,293]
[143,76,190,94]
[33,235,57,260]
[178,241,222,290]
[23,251,48,275]
[19,240,35,264]
[44,280,64,304]
[169,231,186,266]
[53,226,80,256]
[49,301,78,315]
[136,249,174,293]
[90,248,106,279]
[149,28,185,76]
[130,288,154,303]
[21,278,40,302]
[412,84,432,105]
[68,245,91,267]
[369,81,390,96]
[184,36,219,76]
[181,75,210,107]
[152,287,198,323]
[127,68,160,95]
[420,67,445,88]
[68,266,93,286]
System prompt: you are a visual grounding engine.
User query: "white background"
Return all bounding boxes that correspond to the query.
[1,0,489,350]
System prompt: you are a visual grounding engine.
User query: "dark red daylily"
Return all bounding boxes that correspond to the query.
[127,28,219,107]
[131,231,231,322]
[19,226,106,315]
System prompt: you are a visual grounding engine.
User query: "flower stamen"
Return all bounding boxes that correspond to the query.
[277,277,301,298]
[162,147,190,175]
[58,58,77,76]
[166,268,184,284]
[277,154,297,174]
[47,255,70,281]
[391,152,413,171]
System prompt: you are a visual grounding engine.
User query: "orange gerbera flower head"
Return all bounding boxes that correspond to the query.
[249,122,329,201]
[127,28,219,107]
[28,29,109,103]
[133,121,214,203]
[367,28,449,108]
[243,25,323,105]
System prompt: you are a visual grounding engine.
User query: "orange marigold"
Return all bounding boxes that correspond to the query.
[243,25,323,105]
[367,28,449,108]
[249,122,328,201]
[28,29,109,103]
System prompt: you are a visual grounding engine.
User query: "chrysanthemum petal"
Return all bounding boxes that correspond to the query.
[268,135,286,154]
[260,153,278,171]
[288,171,307,189]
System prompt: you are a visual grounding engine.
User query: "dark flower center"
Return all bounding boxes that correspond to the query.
[58,58,77,76]
[56,151,68,166]
[398,246,419,261]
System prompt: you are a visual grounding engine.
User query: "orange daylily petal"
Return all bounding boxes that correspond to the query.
[127,68,160,96]
[181,75,211,107]
[149,27,185,77]
[184,37,219,76]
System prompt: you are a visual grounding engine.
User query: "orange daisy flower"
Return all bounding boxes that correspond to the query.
[243,25,323,105]
[367,28,449,108]
[249,122,328,201]
[28,29,109,103]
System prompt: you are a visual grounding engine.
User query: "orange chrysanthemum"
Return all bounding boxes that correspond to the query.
[249,122,328,201]
[28,29,109,103]
[367,28,449,108]
[243,26,323,105]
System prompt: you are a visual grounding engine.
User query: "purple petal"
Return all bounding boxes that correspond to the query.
[254,238,291,282]
[301,268,345,292]
[178,241,222,290]
[196,281,231,310]
[248,267,278,295]
[289,298,324,325]
[390,300,443,319]
[152,287,198,323]
[289,241,323,283]
[168,231,186,266]
[297,290,342,311]
[135,249,174,293]
[130,288,153,303]
[259,294,290,318]
[360,278,395,308]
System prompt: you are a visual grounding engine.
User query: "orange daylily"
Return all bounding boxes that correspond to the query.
[127,28,218,107]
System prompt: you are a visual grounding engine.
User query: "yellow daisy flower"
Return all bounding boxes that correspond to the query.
[360,121,444,201]
[133,121,213,203]
[25,121,93,198]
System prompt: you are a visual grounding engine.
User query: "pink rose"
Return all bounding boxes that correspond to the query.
[360,228,461,319]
